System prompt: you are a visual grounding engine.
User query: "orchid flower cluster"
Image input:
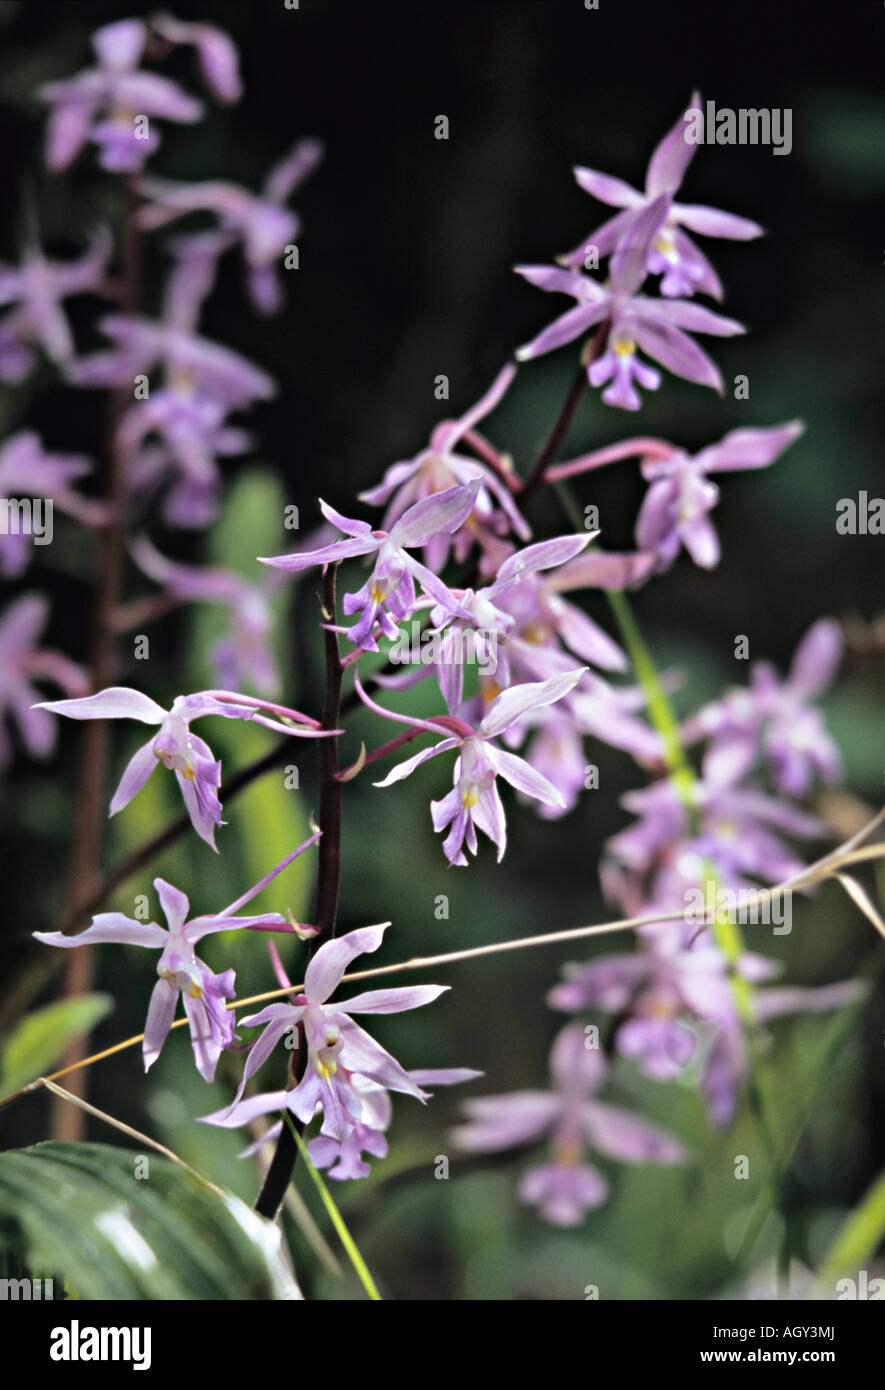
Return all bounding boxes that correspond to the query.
[11,27,866,1257]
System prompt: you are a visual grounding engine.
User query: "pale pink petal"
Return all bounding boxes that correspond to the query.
[143,978,178,1072]
[338,984,449,1014]
[34,686,167,723]
[304,923,388,1004]
[34,914,167,949]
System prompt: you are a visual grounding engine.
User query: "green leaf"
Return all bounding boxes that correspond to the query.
[817,1167,885,1286]
[0,995,114,1095]
[0,1141,300,1300]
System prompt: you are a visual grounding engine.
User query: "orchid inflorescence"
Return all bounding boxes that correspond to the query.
[5,20,874,1264]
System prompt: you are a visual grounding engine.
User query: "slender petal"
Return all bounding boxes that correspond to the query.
[34,915,167,949]
[486,745,565,808]
[338,984,449,1014]
[389,480,481,548]
[143,978,178,1072]
[108,737,157,814]
[34,686,167,723]
[304,923,388,1004]
[480,669,585,738]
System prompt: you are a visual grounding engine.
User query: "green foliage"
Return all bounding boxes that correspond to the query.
[817,1168,885,1285]
[0,995,113,1095]
[0,1141,299,1299]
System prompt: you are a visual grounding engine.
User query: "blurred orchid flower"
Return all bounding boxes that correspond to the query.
[0,594,87,771]
[453,1023,685,1225]
[39,18,203,173]
[0,229,110,381]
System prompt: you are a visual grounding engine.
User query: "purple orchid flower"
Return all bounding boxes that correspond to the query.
[516,195,744,410]
[150,13,242,104]
[551,934,763,1082]
[121,391,252,528]
[72,295,273,526]
[452,1023,685,1226]
[307,1075,393,1178]
[34,837,319,1081]
[633,422,804,570]
[130,535,280,695]
[0,230,110,382]
[602,761,826,913]
[358,364,530,577]
[0,432,106,576]
[38,18,204,173]
[260,481,481,651]
[305,1066,482,1180]
[549,937,863,1124]
[239,1069,480,1175]
[0,594,87,771]
[73,312,275,409]
[32,686,331,848]
[563,91,763,298]
[203,923,451,1141]
[138,137,323,314]
[687,619,843,797]
[358,668,585,864]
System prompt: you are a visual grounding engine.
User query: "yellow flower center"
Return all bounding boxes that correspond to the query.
[554,1137,583,1166]
[653,229,678,262]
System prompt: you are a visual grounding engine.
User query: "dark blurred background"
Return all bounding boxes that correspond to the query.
[0,0,883,1299]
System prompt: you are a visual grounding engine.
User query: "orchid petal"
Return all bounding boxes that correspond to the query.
[494,534,590,587]
[516,300,607,360]
[481,669,585,738]
[258,534,377,572]
[154,877,190,934]
[645,94,700,196]
[373,738,457,787]
[108,738,158,814]
[200,1090,289,1128]
[143,978,178,1072]
[582,1100,686,1163]
[610,194,671,297]
[304,923,388,1004]
[34,686,167,723]
[574,166,642,208]
[390,480,481,548]
[34,914,168,949]
[675,203,763,240]
[338,984,449,1014]
[486,744,564,808]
